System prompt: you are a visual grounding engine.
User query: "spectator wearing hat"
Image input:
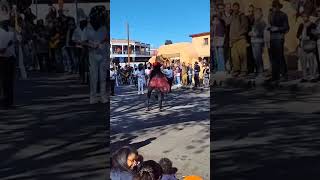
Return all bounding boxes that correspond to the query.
[267,0,289,82]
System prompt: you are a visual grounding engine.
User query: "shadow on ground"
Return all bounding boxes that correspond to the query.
[0,72,108,180]
[211,87,320,180]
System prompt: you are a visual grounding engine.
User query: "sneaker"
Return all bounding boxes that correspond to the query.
[90,97,99,104]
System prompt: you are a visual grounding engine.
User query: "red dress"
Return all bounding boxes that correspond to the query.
[149,74,170,93]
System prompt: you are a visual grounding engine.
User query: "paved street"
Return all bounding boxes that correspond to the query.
[0,72,107,180]
[213,87,320,180]
[111,85,210,179]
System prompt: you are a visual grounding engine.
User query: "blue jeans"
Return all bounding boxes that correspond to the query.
[215,47,224,71]
[252,43,264,73]
[175,76,181,85]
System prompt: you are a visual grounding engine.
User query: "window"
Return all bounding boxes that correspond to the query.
[203,38,209,45]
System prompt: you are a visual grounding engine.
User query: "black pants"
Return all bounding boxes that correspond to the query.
[38,53,48,72]
[0,56,15,108]
[194,74,200,87]
[167,77,173,92]
[247,46,255,74]
[110,80,115,95]
[147,88,164,110]
[270,39,288,80]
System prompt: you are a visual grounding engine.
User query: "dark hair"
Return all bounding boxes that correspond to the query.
[233,2,240,7]
[112,146,138,172]
[159,158,173,174]
[134,160,162,180]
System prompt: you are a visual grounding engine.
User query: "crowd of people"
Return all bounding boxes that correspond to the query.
[110,146,203,180]
[110,57,210,94]
[0,1,109,109]
[212,0,320,83]
[110,57,210,111]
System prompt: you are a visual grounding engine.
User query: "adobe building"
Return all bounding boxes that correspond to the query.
[150,32,210,66]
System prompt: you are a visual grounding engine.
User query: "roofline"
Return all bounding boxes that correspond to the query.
[189,32,210,38]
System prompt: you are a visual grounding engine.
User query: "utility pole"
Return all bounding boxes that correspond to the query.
[127,22,130,65]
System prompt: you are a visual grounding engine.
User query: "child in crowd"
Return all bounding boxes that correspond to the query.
[134,160,163,180]
[111,146,140,180]
[159,158,178,180]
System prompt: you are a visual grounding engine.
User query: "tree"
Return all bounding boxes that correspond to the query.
[165,40,173,45]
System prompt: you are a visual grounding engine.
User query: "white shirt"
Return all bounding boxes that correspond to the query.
[137,70,145,81]
[145,68,151,76]
[0,27,15,57]
[110,70,116,80]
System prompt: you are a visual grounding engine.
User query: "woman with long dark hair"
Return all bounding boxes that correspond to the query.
[146,60,170,111]
[134,160,163,180]
[111,146,139,180]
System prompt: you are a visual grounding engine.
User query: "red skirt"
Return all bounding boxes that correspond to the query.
[149,76,170,93]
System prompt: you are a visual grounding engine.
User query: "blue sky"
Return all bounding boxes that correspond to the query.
[111,0,209,48]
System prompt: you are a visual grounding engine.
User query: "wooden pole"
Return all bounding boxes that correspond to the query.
[127,22,130,65]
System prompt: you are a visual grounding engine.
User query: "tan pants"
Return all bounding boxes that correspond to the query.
[231,39,248,73]
[182,74,188,85]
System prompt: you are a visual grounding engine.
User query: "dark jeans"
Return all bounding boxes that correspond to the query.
[77,48,89,83]
[194,74,200,87]
[0,56,15,108]
[167,77,173,92]
[270,39,287,80]
[247,45,255,74]
[38,53,48,72]
[110,79,115,95]
[252,43,264,73]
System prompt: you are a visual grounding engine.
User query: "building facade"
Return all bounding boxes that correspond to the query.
[110,39,151,63]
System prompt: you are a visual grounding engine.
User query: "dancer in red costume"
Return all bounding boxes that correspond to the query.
[146,61,170,111]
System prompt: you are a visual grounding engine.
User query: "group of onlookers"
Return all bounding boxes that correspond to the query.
[110,57,210,96]
[0,2,109,109]
[212,0,320,83]
[110,146,203,180]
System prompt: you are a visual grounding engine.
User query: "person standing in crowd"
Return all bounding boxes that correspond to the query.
[312,7,320,78]
[222,3,233,73]
[137,64,145,95]
[229,2,249,77]
[249,8,266,77]
[110,65,116,96]
[35,19,49,72]
[246,4,255,75]
[203,65,210,88]
[64,17,76,74]
[181,62,188,86]
[194,61,200,88]
[0,1,16,109]
[84,6,108,104]
[145,63,152,86]
[72,9,89,84]
[267,0,289,82]
[164,65,174,92]
[297,12,318,82]
[213,12,225,73]
[174,65,181,86]
[187,63,193,85]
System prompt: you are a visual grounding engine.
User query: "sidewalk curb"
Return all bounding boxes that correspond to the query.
[220,77,320,93]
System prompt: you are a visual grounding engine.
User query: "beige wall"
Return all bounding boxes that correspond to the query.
[191,34,210,58]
